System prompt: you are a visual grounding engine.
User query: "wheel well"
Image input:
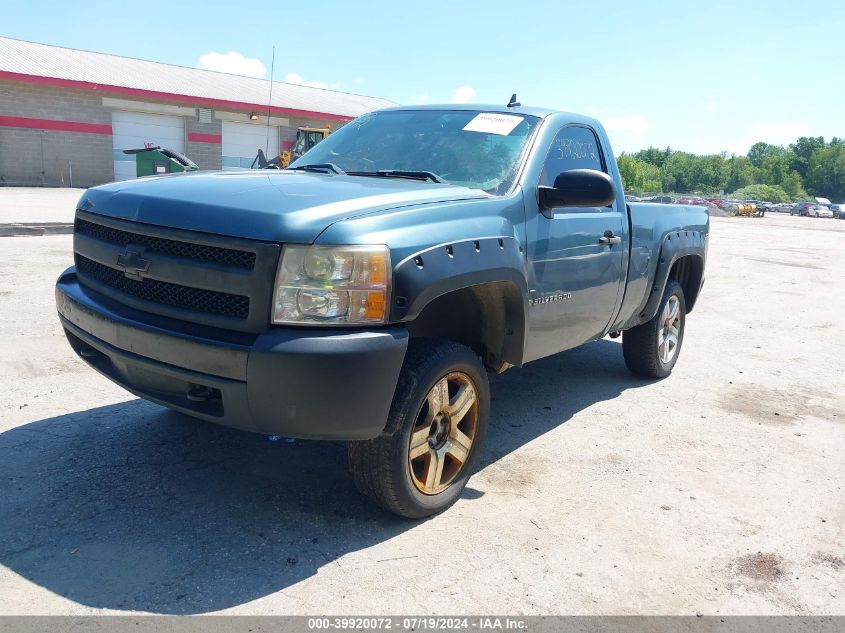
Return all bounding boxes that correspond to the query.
[405,281,525,371]
[668,255,704,312]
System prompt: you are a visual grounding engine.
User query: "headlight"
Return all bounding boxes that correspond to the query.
[271,244,390,325]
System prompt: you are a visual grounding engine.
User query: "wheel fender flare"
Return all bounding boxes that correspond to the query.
[391,236,528,321]
[639,230,706,323]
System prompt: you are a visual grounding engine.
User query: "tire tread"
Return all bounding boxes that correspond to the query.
[623,280,685,379]
[348,339,485,518]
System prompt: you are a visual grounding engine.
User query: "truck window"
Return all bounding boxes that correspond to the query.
[539,125,606,188]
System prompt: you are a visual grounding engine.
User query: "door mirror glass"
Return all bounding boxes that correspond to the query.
[538,169,616,210]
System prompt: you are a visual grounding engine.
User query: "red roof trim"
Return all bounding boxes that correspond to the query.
[0,71,355,122]
[0,114,112,135]
[187,132,222,144]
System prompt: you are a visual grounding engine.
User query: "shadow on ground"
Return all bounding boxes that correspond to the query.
[0,338,644,613]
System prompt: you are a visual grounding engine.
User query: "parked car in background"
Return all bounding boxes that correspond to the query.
[792,202,813,216]
[831,204,844,219]
[751,201,772,215]
[809,205,833,218]
[625,194,642,202]
[775,203,792,213]
[648,195,674,204]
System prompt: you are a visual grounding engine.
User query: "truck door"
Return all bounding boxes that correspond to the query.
[523,124,627,362]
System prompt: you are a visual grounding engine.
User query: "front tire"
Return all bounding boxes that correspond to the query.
[622,280,686,379]
[348,339,490,518]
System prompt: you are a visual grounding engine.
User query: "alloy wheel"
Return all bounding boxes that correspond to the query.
[408,372,478,495]
[658,295,681,364]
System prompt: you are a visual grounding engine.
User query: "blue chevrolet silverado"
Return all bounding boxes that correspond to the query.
[56,103,708,517]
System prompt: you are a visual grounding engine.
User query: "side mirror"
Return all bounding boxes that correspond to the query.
[538,169,617,214]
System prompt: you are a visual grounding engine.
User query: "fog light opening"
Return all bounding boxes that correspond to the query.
[187,383,220,402]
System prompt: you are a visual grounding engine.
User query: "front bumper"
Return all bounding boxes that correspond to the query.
[56,267,408,439]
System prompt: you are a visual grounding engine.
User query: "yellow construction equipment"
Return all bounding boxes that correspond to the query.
[737,201,757,217]
[252,127,331,169]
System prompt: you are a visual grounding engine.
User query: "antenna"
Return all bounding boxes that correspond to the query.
[507,94,520,108]
[265,46,276,157]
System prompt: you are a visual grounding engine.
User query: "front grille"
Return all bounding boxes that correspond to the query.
[76,255,250,319]
[75,218,256,269]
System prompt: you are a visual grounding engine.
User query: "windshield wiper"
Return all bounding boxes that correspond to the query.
[287,163,346,175]
[347,170,448,184]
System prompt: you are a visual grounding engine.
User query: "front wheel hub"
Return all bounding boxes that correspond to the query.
[658,294,681,364]
[408,372,479,495]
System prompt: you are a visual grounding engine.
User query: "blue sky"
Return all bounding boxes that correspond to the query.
[4,0,843,155]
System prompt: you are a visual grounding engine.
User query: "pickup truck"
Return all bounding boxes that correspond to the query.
[55,104,708,518]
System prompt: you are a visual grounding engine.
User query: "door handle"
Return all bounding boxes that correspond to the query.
[599,232,622,245]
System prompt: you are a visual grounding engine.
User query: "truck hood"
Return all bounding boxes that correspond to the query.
[78,170,489,243]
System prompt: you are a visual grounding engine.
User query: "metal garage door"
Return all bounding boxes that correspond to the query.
[112,111,185,181]
[222,121,279,170]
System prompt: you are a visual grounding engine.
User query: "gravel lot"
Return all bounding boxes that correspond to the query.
[0,187,82,225]
[0,201,843,615]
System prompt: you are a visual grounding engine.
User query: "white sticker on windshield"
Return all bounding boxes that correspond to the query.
[462,113,523,136]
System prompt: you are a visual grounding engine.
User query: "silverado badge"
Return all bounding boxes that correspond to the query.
[529,292,572,306]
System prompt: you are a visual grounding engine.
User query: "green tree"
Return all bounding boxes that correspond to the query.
[747,142,787,168]
[617,154,661,194]
[611,133,845,201]
[731,184,791,203]
[780,170,808,200]
[788,136,826,180]
[806,143,845,201]
[725,156,757,192]
[758,152,790,185]
[632,146,672,169]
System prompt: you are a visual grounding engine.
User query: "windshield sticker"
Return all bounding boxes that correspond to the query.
[462,113,523,136]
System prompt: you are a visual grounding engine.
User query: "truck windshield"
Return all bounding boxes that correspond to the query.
[290,109,541,195]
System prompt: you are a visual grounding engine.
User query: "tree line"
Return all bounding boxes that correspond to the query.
[617,137,845,203]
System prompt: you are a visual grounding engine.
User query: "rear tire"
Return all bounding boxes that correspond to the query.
[622,280,686,379]
[348,339,490,518]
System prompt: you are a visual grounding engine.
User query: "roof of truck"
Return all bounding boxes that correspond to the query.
[380,103,564,118]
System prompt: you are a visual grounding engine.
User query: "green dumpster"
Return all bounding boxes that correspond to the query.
[122,146,199,177]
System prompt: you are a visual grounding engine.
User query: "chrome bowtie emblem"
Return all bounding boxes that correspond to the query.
[116,246,150,281]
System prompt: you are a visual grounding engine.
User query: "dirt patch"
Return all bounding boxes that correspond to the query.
[734,552,785,583]
[719,385,799,425]
[719,384,842,426]
[812,552,844,571]
[476,455,544,494]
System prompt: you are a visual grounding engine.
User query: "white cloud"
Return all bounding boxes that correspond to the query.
[284,72,340,90]
[451,85,476,104]
[198,51,266,78]
[602,114,649,138]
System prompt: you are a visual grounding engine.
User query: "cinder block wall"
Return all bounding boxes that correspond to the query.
[186,117,223,171]
[0,80,113,187]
